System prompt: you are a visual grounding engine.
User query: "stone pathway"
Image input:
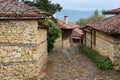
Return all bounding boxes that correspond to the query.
[41,47,120,80]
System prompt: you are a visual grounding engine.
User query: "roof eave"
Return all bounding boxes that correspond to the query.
[104,12,119,15]
[0,16,51,20]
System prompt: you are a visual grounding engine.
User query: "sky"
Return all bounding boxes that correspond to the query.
[50,0,120,11]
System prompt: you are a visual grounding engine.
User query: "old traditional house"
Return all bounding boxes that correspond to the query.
[0,0,51,79]
[104,7,120,15]
[82,12,120,69]
[72,27,83,47]
[54,16,78,49]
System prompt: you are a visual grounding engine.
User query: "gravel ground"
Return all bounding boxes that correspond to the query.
[41,47,120,80]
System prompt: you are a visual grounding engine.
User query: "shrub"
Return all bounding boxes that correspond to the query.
[79,45,114,70]
[40,19,61,52]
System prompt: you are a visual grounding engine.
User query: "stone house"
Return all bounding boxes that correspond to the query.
[72,27,83,47]
[0,0,51,79]
[54,16,79,50]
[82,10,120,70]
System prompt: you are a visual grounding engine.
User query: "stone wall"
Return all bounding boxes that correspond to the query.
[83,31,114,57]
[85,32,92,48]
[83,30,120,70]
[95,31,120,69]
[54,36,71,50]
[0,20,47,79]
[63,38,71,49]
[54,36,62,50]
[83,31,92,48]
[112,36,120,70]
[95,31,114,57]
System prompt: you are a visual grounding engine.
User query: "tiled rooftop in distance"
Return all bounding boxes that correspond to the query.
[72,28,83,39]
[56,20,79,29]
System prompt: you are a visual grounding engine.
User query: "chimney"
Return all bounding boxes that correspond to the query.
[64,16,68,24]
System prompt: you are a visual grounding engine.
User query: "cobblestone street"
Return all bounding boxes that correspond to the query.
[42,47,120,80]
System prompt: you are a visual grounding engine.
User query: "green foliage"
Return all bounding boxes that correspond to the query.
[24,0,62,14]
[24,1,35,6]
[76,18,88,27]
[94,9,99,16]
[41,19,61,52]
[102,9,105,17]
[76,9,105,27]
[24,0,62,52]
[79,45,114,70]
[87,15,104,24]
[21,0,24,2]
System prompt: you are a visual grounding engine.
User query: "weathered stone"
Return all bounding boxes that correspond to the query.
[0,20,48,80]
[14,53,22,58]
[54,35,71,50]
[75,78,93,80]
[83,30,120,70]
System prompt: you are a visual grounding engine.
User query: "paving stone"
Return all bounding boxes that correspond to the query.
[75,78,93,80]
[42,47,120,80]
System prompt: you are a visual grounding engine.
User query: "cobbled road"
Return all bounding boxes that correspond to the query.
[42,47,120,80]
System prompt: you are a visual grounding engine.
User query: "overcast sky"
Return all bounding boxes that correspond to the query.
[50,0,120,11]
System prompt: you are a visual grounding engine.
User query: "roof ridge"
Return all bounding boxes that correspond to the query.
[86,14,120,35]
[0,0,16,2]
[0,0,51,19]
[104,7,120,14]
[87,14,120,26]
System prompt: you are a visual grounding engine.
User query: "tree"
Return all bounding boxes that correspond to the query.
[24,0,62,14]
[94,9,99,16]
[102,9,105,17]
[23,0,62,52]
[76,9,105,27]
[76,18,88,26]
[40,19,61,52]
[15,0,62,52]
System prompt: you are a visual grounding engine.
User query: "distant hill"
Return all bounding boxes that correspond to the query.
[54,9,102,23]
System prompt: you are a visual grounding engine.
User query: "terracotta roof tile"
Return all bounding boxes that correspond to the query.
[104,7,120,14]
[56,20,79,29]
[0,0,51,19]
[72,28,83,39]
[85,14,120,35]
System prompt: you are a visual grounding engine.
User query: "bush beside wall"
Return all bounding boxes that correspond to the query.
[79,45,114,70]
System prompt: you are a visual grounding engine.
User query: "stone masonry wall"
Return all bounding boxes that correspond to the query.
[95,31,115,57]
[95,31,120,69]
[54,36,62,50]
[84,30,120,70]
[85,32,92,48]
[63,38,71,49]
[0,20,47,80]
[83,31,92,48]
[112,36,120,70]
[84,31,115,57]
[54,35,71,50]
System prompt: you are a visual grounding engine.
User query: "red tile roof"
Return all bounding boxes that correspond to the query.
[0,0,51,19]
[72,28,83,39]
[38,22,50,30]
[56,20,79,29]
[85,14,120,35]
[104,7,120,14]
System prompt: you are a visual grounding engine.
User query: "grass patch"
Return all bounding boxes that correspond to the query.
[79,45,114,70]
